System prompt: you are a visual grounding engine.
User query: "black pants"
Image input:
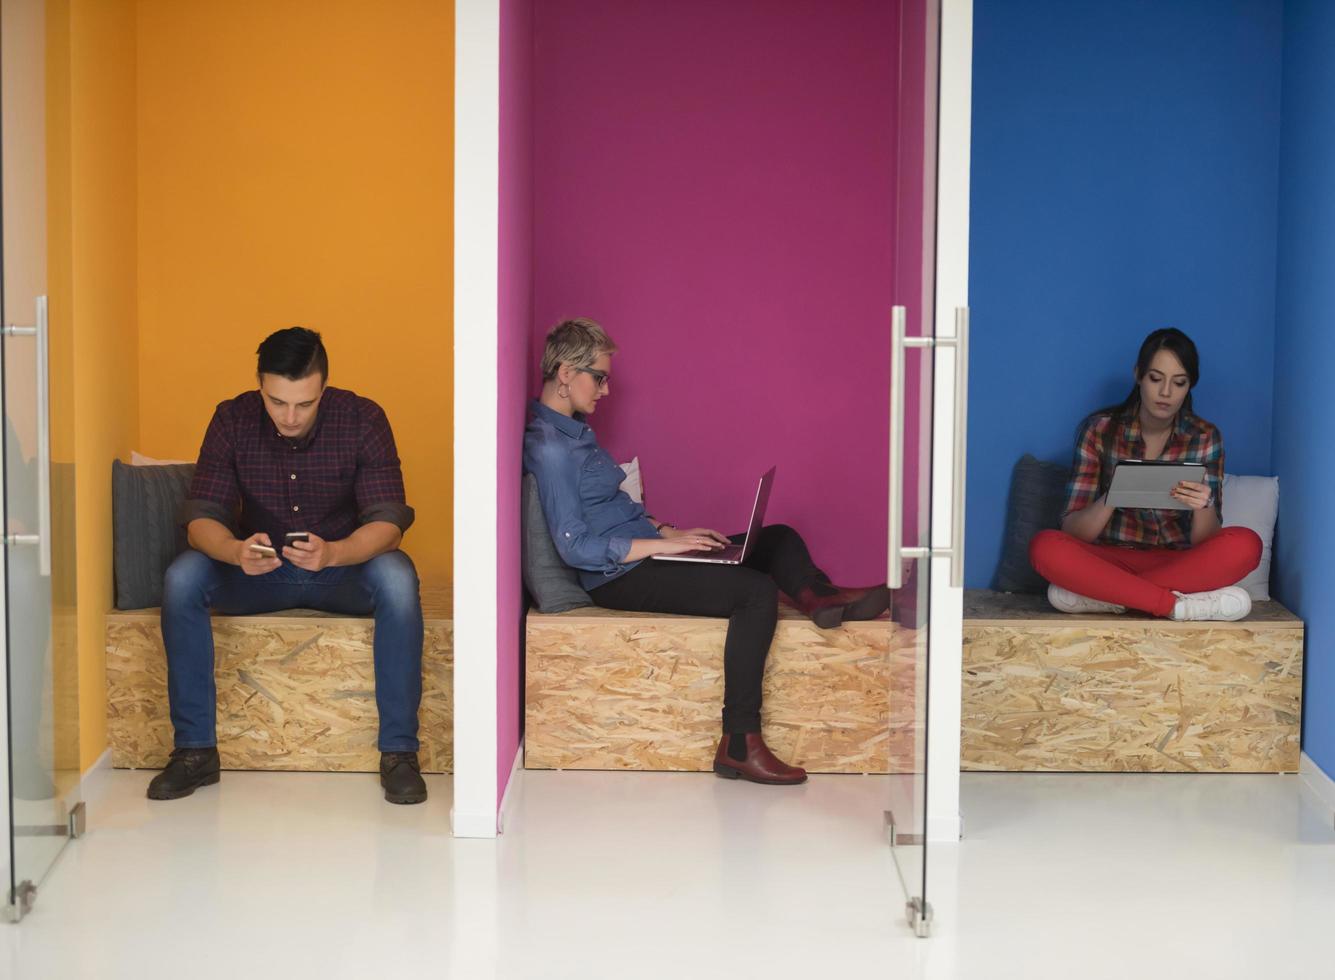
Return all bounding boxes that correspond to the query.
[588,524,828,733]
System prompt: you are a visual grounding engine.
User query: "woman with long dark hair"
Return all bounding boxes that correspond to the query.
[1029,328,1262,621]
[524,318,892,785]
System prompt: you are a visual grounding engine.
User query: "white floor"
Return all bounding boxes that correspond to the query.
[1,766,1333,980]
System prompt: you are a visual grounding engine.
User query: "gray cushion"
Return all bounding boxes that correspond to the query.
[993,454,1071,594]
[112,460,195,609]
[521,473,593,613]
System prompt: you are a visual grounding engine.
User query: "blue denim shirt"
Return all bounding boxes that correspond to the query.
[523,400,659,590]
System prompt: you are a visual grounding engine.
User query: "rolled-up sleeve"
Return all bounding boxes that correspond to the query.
[354,403,415,532]
[529,440,631,573]
[1062,418,1105,519]
[1200,423,1224,517]
[179,405,241,530]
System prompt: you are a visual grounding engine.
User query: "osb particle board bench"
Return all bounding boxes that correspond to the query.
[962,589,1303,773]
[525,602,921,774]
[106,582,453,773]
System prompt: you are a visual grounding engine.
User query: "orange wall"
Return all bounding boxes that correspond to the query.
[47,0,142,770]
[136,0,455,579]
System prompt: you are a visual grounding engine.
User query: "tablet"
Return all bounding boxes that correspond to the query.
[1105,460,1207,510]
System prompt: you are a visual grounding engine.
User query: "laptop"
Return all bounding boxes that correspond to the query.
[651,466,775,565]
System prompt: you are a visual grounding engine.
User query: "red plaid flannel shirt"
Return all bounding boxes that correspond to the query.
[1062,411,1224,549]
[180,387,414,544]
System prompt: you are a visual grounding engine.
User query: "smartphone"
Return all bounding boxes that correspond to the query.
[285,532,310,545]
[249,544,278,558]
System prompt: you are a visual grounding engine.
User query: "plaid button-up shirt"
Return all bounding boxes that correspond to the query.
[179,387,414,545]
[1062,411,1224,549]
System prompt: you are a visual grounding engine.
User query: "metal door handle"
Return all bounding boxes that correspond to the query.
[888,307,907,589]
[949,307,969,588]
[3,296,51,577]
[887,305,970,589]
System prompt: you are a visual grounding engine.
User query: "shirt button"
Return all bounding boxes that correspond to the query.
[290,473,297,480]
[293,506,300,512]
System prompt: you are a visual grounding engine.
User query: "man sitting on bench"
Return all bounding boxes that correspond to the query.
[148,327,427,805]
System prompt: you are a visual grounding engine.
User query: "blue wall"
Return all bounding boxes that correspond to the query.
[1273,0,1335,776]
[967,0,1283,588]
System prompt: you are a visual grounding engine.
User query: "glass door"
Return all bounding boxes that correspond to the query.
[2,0,81,923]
[885,0,946,938]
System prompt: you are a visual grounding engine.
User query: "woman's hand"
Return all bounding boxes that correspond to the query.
[656,534,726,555]
[1171,480,1213,511]
[660,526,731,547]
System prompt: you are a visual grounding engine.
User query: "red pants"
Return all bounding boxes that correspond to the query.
[1028,526,1263,617]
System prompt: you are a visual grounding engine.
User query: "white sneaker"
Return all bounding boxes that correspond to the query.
[1170,586,1252,622]
[1047,584,1126,615]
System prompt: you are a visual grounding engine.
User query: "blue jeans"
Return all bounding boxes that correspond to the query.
[160,549,424,752]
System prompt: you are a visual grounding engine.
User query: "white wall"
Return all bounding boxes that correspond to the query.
[452,0,501,839]
[927,0,973,845]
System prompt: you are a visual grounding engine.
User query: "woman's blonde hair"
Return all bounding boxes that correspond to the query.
[541,317,617,380]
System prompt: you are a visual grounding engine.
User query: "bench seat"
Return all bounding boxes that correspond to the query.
[105,583,453,773]
[525,603,919,774]
[962,589,1303,773]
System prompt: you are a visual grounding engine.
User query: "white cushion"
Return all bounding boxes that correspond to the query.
[131,451,192,466]
[1222,473,1278,601]
[618,456,643,503]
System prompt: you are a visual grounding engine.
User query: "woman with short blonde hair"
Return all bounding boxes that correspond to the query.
[523,318,890,786]
[539,317,617,381]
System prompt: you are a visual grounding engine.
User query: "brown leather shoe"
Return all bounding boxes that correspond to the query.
[794,584,891,629]
[713,734,807,785]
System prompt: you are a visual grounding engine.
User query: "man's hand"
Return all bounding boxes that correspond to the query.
[236,533,281,576]
[660,526,731,547]
[283,532,338,571]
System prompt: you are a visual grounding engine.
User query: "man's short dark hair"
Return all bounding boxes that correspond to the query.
[257,327,328,383]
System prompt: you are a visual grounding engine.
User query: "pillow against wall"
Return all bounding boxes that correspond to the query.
[521,473,593,613]
[131,450,193,466]
[618,456,643,503]
[993,454,1071,594]
[1222,473,1278,601]
[112,459,195,610]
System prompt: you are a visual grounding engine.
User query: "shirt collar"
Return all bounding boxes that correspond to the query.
[530,398,588,440]
[1124,410,1192,449]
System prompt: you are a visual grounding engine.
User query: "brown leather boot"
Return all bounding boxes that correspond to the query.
[713,734,808,785]
[832,584,891,621]
[793,587,848,629]
[794,584,891,629]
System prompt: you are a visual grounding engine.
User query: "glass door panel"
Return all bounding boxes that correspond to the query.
[2,0,81,922]
[886,0,941,938]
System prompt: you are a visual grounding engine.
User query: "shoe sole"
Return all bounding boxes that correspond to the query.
[383,790,428,805]
[146,770,220,801]
[712,762,807,785]
[382,779,428,805]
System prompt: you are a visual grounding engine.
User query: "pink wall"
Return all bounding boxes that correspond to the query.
[497,0,533,806]
[531,0,910,585]
[896,0,933,552]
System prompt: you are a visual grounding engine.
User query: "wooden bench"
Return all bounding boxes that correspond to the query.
[962,589,1303,773]
[525,603,920,774]
[105,583,453,773]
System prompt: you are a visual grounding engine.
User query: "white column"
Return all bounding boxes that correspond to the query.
[452,0,501,838]
[927,0,973,845]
